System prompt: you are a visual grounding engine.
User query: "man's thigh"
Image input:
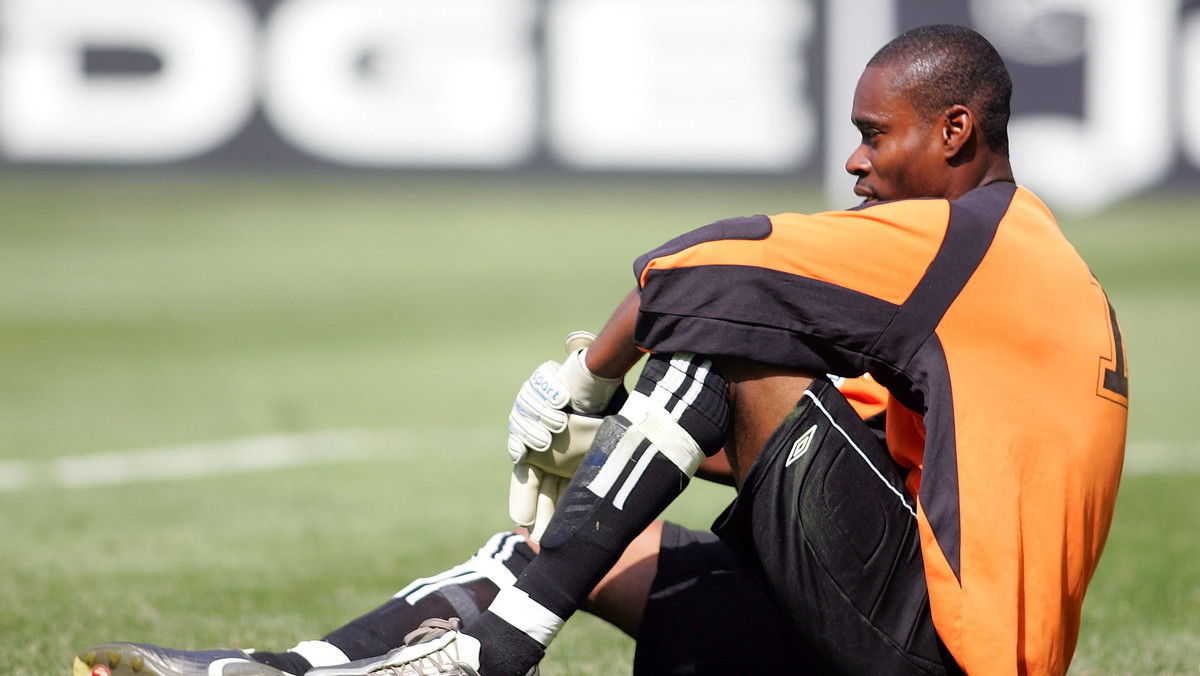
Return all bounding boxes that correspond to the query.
[634,522,823,675]
[715,377,960,675]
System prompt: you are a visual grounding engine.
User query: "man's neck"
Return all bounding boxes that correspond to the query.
[948,157,1015,200]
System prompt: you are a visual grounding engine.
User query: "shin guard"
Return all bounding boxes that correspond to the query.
[477,353,730,672]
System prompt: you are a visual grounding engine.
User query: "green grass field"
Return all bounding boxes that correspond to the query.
[0,173,1196,675]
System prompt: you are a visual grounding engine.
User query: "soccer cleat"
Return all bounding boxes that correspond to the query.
[306,618,524,676]
[72,643,294,676]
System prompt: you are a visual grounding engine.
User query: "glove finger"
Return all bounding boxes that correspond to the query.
[509,464,542,527]
[516,384,568,432]
[529,475,563,544]
[506,433,528,464]
[529,517,548,544]
[521,411,606,474]
[508,409,553,452]
[539,408,569,433]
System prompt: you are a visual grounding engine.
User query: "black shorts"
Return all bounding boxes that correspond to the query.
[636,378,962,675]
[634,522,818,674]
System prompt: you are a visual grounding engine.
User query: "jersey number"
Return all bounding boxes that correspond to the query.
[1098,297,1128,405]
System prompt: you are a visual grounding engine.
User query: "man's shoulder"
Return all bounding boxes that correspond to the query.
[770,196,952,235]
[634,214,773,276]
[828,181,1020,217]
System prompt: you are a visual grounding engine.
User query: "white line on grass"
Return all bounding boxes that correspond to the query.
[0,429,492,493]
[0,434,1193,493]
[0,460,32,492]
[54,429,391,488]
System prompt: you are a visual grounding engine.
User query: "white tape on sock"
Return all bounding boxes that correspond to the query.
[488,586,564,647]
[289,640,350,668]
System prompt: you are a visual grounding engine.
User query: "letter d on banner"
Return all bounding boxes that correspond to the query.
[0,0,256,163]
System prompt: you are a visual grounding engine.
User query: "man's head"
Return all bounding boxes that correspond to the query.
[846,25,1014,203]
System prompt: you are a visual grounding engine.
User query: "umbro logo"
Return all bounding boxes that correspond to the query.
[785,425,819,467]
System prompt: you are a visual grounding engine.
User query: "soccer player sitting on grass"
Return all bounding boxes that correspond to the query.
[76,24,1127,676]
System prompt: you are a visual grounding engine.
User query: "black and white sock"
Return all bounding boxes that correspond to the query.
[250,531,535,673]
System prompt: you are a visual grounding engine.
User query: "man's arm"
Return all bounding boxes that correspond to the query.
[584,287,644,380]
[504,287,644,543]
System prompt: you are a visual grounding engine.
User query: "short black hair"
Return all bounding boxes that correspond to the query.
[868,24,1012,156]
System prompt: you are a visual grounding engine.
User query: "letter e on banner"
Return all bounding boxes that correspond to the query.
[546,0,815,171]
[996,0,1176,211]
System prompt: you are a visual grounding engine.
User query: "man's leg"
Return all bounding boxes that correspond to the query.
[580,519,660,638]
[267,522,671,670]
[252,532,536,674]
[313,354,831,676]
[74,532,536,676]
[304,353,734,676]
[587,516,826,675]
[75,523,678,676]
[631,521,825,675]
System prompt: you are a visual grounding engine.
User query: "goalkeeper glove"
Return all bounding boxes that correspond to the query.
[507,331,624,542]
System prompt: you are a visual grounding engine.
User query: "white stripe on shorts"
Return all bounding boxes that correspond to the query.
[802,389,917,519]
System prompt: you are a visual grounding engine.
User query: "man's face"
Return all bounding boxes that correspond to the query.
[845,64,949,203]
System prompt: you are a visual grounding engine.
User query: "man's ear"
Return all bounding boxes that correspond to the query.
[942,105,974,158]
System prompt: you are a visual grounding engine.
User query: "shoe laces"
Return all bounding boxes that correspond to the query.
[401,618,462,647]
[379,618,478,676]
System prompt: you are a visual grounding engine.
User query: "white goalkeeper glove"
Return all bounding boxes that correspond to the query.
[507,331,624,542]
[509,413,607,542]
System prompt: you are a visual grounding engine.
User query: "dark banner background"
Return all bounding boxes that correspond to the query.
[2,0,1197,210]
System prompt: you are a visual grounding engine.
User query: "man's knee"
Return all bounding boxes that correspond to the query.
[718,357,816,486]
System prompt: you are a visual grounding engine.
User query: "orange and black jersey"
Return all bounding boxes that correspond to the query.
[632,181,1128,676]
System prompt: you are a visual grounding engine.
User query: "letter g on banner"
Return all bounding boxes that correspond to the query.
[261,0,538,168]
